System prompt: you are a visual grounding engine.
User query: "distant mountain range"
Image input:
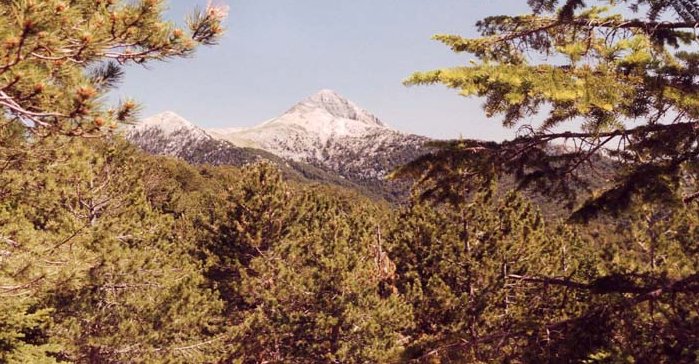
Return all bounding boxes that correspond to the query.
[124,90,430,201]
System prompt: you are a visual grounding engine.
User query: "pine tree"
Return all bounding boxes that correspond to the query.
[398,4,699,358]
[390,188,599,362]
[0,299,57,364]
[234,188,412,362]
[0,2,229,361]
[403,0,699,219]
[390,181,699,362]
[0,137,227,363]
[193,164,413,362]
[0,0,226,136]
[579,201,699,361]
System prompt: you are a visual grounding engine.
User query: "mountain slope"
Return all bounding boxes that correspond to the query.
[124,91,431,201]
[124,111,261,166]
[210,90,429,182]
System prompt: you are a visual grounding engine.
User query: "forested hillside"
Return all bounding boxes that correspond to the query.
[1,0,699,363]
[3,133,698,362]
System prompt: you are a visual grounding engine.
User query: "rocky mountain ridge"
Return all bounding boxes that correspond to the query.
[208,89,424,169]
[124,90,431,201]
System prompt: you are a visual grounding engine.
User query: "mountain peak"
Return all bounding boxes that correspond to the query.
[127,111,212,143]
[287,89,387,128]
[307,89,350,105]
[138,111,196,133]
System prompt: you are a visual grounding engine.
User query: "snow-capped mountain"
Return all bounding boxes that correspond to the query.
[209,89,388,151]
[127,111,207,152]
[209,90,428,180]
[124,111,262,166]
[124,90,430,201]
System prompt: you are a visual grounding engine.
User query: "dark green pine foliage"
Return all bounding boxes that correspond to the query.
[4,1,699,362]
[389,174,699,362]
[582,201,699,362]
[2,115,697,363]
[194,163,413,363]
[390,187,597,362]
[0,135,226,363]
[0,300,57,364]
[194,163,296,313]
[0,0,227,359]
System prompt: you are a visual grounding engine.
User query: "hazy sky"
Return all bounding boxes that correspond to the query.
[112,1,534,140]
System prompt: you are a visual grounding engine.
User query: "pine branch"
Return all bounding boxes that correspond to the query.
[0,91,63,127]
[433,273,699,357]
[463,16,699,51]
[506,121,699,146]
[508,274,668,295]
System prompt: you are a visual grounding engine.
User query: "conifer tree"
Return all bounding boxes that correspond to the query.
[0,0,226,136]
[193,164,413,362]
[390,188,598,362]
[399,3,699,358]
[403,0,699,218]
[0,137,226,363]
[0,299,57,363]
[233,188,412,362]
[390,184,699,362]
[194,163,297,311]
[0,2,229,361]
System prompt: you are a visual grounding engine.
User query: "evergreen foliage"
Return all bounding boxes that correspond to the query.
[403,0,699,219]
[191,164,412,362]
[0,0,225,136]
[1,118,697,363]
[389,185,699,362]
[390,188,594,362]
[0,135,226,363]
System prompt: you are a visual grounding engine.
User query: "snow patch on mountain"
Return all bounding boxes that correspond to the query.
[285,89,386,128]
[132,111,207,137]
[210,90,420,168]
[124,90,431,200]
[125,111,219,157]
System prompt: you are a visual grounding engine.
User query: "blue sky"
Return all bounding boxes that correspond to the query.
[112,1,533,140]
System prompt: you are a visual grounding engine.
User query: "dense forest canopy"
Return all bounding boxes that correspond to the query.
[0,0,698,363]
